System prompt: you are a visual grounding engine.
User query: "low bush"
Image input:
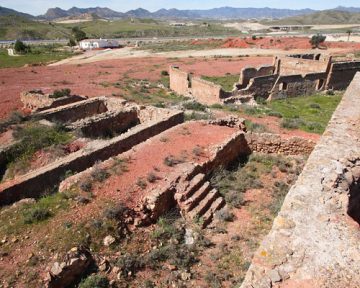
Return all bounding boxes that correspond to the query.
[79,275,109,288]
[183,101,207,112]
[280,118,304,130]
[23,207,52,224]
[117,254,145,277]
[50,88,71,99]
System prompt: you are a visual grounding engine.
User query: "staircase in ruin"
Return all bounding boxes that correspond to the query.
[176,172,225,228]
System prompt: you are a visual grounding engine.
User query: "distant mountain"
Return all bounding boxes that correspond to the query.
[42,6,124,20]
[0,6,35,19]
[333,6,360,13]
[267,10,360,25]
[40,6,317,20]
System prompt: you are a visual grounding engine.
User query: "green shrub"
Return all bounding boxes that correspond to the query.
[117,254,144,277]
[79,274,109,288]
[14,40,30,54]
[280,118,304,130]
[23,207,52,224]
[160,70,169,76]
[183,101,207,112]
[50,88,71,99]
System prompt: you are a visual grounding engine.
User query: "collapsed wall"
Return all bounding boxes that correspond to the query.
[241,73,360,287]
[238,65,275,88]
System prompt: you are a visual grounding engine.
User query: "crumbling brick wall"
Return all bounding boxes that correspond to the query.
[326,61,360,90]
[269,72,327,100]
[169,66,190,96]
[235,74,279,100]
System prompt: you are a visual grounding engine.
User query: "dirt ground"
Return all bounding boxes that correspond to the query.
[0,56,273,120]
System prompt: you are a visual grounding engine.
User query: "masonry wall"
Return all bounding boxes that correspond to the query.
[191,77,226,105]
[278,56,331,75]
[0,110,184,206]
[169,66,190,96]
[269,72,327,100]
[236,74,279,100]
[245,133,315,155]
[241,73,360,288]
[238,65,275,88]
[326,61,360,90]
[72,110,140,138]
[37,98,108,123]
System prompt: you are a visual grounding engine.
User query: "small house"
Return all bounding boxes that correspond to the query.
[79,39,119,50]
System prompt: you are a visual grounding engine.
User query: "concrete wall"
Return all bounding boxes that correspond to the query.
[269,72,327,100]
[245,133,315,156]
[278,56,331,75]
[238,65,275,88]
[241,73,360,288]
[0,109,184,206]
[169,66,190,96]
[191,77,226,105]
[326,61,360,90]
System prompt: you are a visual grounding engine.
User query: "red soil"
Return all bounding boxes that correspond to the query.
[0,57,271,120]
[91,121,237,208]
[221,36,360,51]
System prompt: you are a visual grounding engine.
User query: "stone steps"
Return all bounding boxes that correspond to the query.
[188,188,219,220]
[183,181,211,212]
[181,173,206,201]
[201,198,226,228]
[176,172,226,228]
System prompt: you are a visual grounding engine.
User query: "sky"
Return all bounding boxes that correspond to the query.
[1,0,360,16]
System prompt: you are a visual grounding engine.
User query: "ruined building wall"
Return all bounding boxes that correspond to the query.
[278,56,331,75]
[238,65,275,88]
[169,66,190,96]
[269,72,327,100]
[326,61,360,90]
[241,73,360,288]
[191,77,227,105]
[235,74,279,100]
[245,133,315,156]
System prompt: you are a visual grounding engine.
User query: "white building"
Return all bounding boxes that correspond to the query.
[79,39,119,50]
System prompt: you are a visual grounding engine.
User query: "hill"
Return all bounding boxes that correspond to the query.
[0,15,70,40]
[267,10,360,25]
[0,6,35,19]
[40,6,317,20]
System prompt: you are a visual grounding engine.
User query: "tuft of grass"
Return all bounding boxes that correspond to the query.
[183,101,207,112]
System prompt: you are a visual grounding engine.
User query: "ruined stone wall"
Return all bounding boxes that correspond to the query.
[69,109,140,138]
[20,91,86,112]
[241,73,360,288]
[278,56,331,75]
[191,77,227,105]
[238,65,275,88]
[245,133,315,156]
[169,66,190,96]
[0,110,184,206]
[236,74,279,100]
[326,61,360,90]
[36,98,108,123]
[269,72,327,100]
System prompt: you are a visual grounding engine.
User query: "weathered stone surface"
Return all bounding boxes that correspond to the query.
[47,246,93,288]
[241,73,360,287]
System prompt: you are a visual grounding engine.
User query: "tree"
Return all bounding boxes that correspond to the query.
[68,38,76,47]
[71,27,87,42]
[310,34,326,49]
[14,40,30,54]
[347,29,352,42]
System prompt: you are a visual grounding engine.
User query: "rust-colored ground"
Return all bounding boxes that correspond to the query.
[0,57,272,120]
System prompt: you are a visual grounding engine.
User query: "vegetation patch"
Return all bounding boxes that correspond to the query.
[202,74,240,91]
